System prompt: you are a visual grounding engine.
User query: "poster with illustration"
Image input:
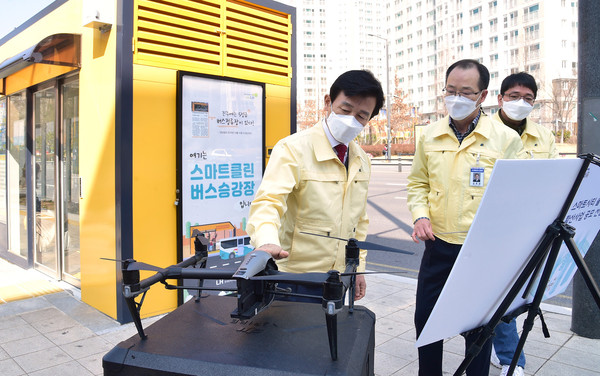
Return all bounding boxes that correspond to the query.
[541,162,600,300]
[178,73,264,277]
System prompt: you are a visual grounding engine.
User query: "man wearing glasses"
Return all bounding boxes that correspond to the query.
[489,72,557,376]
[407,59,524,376]
[494,72,558,159]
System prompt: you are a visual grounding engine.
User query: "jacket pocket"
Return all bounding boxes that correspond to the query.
[288,219,335,267]
[427,185,444,222]
[459,187,484,230]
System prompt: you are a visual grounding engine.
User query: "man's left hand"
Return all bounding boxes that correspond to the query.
[354,274,367,300]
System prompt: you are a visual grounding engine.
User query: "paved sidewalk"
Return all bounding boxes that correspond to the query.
[1,259,599,375]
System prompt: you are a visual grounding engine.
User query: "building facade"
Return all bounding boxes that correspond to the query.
[279,0,387,131]
[288,0,578,137]
[0,0,295,322]
[389,0,578,132]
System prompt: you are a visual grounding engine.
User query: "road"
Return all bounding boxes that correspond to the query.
[364,163,573,308]
[364,164,422,278]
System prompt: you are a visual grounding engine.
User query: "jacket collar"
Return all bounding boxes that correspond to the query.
[314,120,341,162]
[493,111,542,140]
[522,119,542,139]
[431,113,492,140]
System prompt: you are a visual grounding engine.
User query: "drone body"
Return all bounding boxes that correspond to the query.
[115,233,412,361]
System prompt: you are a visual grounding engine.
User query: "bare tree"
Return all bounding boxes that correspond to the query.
[296,100,321,131]
[390,76,413,144]
[547,78,578,142]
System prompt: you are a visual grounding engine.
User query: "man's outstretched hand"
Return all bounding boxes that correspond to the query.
[256,243,289,260]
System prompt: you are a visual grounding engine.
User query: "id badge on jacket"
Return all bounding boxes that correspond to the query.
[470,153,484,187]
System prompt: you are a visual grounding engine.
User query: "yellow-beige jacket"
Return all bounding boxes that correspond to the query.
[493,111,558,159]
[247,121,370,272]
[407,114,524,244]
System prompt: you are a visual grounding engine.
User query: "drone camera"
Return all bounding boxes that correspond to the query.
[231,278,275,319]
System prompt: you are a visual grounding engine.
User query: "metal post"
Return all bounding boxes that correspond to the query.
[385,40,391,161]
[368,33,391,161]
[573,0,600,339]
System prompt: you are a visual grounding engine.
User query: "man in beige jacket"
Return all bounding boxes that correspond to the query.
[247,70,384,301]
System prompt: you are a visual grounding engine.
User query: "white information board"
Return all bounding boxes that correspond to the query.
[179,74,264,260]
[415,158,600,347]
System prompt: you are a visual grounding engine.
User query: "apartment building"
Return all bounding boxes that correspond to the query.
[278,0,387,126]
[287,0,578,135]
[389,0,578,133]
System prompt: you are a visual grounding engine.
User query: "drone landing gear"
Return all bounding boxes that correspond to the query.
[121,259,149,339]
[322,271,345,360]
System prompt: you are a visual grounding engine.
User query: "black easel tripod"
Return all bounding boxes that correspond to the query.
[454,153,600,376]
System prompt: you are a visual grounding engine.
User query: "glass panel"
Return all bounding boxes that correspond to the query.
[34,88,57,272]
[62,80,79,279]
[7,91,27,257]
[0,96,6,250]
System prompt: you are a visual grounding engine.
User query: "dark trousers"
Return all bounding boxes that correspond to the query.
[415,239,493,376]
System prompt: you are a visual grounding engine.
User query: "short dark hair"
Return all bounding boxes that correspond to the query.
[445,59,490,91]
[330,70,385,119]
[500,72,538,99]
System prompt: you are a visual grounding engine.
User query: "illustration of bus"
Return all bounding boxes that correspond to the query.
[218,235,254,259]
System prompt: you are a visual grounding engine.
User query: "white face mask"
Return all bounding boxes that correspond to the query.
[502,98,533,121]
[444,94,481,121]
[326,107,365,144]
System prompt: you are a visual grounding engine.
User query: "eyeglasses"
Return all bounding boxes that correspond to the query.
[503,92,535,104]
[442,87,481,98]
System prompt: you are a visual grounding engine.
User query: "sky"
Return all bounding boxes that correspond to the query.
[0,0,55,40]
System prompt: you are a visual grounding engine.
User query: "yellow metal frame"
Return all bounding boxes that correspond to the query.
[0,0,293,321]
[130,0,293,318]
[132,0,292,86]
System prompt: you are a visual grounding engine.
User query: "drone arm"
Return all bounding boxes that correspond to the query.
[179,268,236,280]
[135,255,208,291]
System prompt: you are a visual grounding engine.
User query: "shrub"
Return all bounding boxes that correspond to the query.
[361,144,386,157]
[391,143,415,155]
[553,130,571,142]
[360,143,415,157]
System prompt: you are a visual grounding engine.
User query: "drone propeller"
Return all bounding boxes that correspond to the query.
[299,232,413,255]
[124,262,164,272]
[250,269,407,285]
[250,272,330,284]
[100,257,164,272]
